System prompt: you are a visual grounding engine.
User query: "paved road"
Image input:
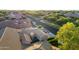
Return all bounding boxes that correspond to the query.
[26,15,58,34]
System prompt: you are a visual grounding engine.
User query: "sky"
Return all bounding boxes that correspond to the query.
[0,0,79,10]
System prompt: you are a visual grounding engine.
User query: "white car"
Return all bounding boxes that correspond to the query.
[40,20,45,23]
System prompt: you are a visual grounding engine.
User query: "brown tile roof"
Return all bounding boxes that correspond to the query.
[0,27,21,50]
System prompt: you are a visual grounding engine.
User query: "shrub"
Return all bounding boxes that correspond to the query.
[55,22,79,50]
[56,16,70,25]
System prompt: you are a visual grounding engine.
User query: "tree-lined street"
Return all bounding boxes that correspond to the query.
[26,15,58,34]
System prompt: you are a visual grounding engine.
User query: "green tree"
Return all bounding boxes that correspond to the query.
[56,16,70,26]
[75,19,79,26]
[55,22,79,50]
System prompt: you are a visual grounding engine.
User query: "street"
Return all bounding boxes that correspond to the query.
[26,15,58,34]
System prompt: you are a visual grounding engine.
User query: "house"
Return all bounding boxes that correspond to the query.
[0,17,32,29]
[19,32,32,45]
[64,12,79,18]
[21,28,49,41]
[25,40,60,50]
[0,27,21,50]
[7,12,23,19]
[25,40,53,50]
[0,11,32,29]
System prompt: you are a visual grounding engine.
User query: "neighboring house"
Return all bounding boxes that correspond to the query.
[0,11,32,29]
[7,12,23,19]
[0,17,32,29]
[64,13,79,18]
